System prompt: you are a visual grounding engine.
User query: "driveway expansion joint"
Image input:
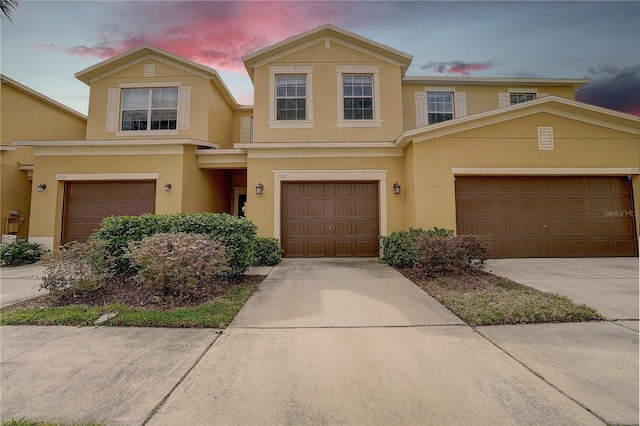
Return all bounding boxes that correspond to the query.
[228,324,468,330]
[140,331,223,426]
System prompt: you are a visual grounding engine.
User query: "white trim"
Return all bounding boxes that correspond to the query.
[34,146,184,156]
[55,173,160,181]
[235,141,397,149]
[14,139,218,148]
[116,130,179,137]
[537,126,554,150]
[269,66,314,128]
[335,66,381,126]
[425,86,456,92]
[451,167,639,176]
[271,170,389,242]
[0,146,16,151]
[247,148,402,159]
[508,88,538,94]
[118,81,178,88]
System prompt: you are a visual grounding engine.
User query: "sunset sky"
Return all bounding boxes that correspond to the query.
[2,1,639,116]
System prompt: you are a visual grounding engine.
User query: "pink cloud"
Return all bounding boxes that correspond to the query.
[34,2,360,73]
[421,60,495,76]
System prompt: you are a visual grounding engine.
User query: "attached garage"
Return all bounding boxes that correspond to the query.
[62,181,156,244]
[455,176,637,258]
[281,182,379,257]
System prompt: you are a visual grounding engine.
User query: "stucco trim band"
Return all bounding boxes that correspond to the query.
[55,173,160,181]
[451,167,639,176]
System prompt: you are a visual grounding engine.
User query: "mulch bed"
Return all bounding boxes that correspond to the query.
[11,274,265,311]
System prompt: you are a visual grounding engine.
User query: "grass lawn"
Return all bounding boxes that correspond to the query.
[399,268,604,326]
[0,281,259,328]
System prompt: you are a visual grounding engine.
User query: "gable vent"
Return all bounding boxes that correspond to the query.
[537,126,554,150]
[144,64,155,77]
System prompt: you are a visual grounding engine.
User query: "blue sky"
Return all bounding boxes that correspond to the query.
[2,1,639,115]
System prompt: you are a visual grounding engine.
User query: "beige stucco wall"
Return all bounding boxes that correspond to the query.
[408,113,640,236]
[1,81,86,238]
[244,155,406,239]
[252,40,405,143]
[85,60,229,143]
[401,83,578,131]
[180,145,231,213]
[28,147,187,250]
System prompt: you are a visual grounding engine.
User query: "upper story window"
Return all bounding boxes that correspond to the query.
[269,66,314,128]
[426,92,454,124]
[510,93,536,105]
[415,88,466,128]
[343,74,373,120]
[276,75,306,120]
[336,66,381,128]
[121,88,178,131]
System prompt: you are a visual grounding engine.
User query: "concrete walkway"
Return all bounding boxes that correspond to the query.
[1,258,638,425]
[0,263,48,308]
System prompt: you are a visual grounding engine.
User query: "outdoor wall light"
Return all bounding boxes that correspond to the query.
[36,183,47,192]
[393,182,401,195]
[164,183,172,192]
[256,182,264,195]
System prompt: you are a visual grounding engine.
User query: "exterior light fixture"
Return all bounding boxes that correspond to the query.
[164,183,172,192]
[36,183,47,192]
[256,182,264,195]
[393,182,401,194]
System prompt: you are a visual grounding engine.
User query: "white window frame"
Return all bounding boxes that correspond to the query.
[109,82,189,136]
[499,88,547,107]
[268,67,314,128]
[336,66,381,128]
[416,87,466,127]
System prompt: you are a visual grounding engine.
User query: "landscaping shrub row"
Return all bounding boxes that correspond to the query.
[91,213,281,276]
[0,239,45,266]
[379,227,490,276]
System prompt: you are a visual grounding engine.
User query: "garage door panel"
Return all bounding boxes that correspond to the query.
[455,176,637,258]
[63,181,155,244]
[281,182,378,257]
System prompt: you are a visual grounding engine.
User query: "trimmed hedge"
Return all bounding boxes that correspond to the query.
[90,213,257,276]
[251,237,283,266]
[379,227,454,267]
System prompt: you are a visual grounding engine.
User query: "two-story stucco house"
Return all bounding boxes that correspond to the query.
[13,24,640,258]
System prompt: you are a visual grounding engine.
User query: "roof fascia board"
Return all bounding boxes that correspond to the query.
[544,107,640,135]
[85,54,211,84]
[402,76,590,89]
[252,35,405,70]
[1,74,87,120]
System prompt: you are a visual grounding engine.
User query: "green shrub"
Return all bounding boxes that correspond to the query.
[0,239,45,266]
[416,234,490,276]
[91,213,257,276]
[251,237,283,266]
[125,232,230,300]
[379,227,454,267]
[40,240,115,294]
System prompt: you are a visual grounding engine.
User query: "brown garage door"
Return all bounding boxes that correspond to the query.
[455,176,637,258]
[282,182,379,257]
[62,181,156,244]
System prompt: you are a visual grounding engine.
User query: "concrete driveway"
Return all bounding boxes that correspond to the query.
[487,257,639,320]
[1,258,637,425]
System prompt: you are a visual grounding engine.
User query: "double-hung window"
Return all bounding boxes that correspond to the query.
[343,74,373,120]
[426,92,454,124]
[121,88,178,131]
[510,93,536,105]
[336,66,381,127]
[276,75,306,121]
[269,67,313,128]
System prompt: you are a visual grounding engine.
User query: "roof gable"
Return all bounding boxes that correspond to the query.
[242,24,413,81]
[1,74,86,120]
[75,45,240,110]
[397,96,640,148]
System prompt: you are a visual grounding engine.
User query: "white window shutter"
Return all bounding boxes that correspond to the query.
[538,126,554,150]
[498,92,510,108]
[240,117,253,143]
[415,91,427,127]
[106,88,120,131]
[177,86,190,129]
[454,92,467,118]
